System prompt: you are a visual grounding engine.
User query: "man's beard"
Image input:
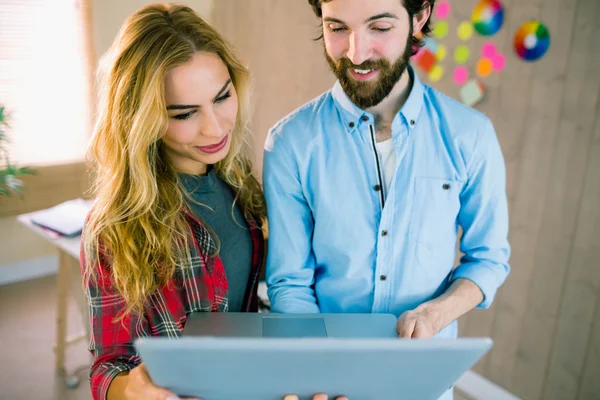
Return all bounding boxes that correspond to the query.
[325,31,414,109]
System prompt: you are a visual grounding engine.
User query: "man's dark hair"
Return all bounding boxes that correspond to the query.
[307,0,435,55]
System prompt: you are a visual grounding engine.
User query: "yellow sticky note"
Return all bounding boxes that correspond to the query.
[458,21,474,41]
[433,21,449,39]
[429,65,444,82]
[454,45,471,64]
[436,44,447,61]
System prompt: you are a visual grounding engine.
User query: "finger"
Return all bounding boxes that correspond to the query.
[398,317,416,338]
[336,397,349,400]
[412,322,423,338]
[156,390,181,400]
[412,323,424,338]
[283,395,299,400]
[412,321,433,339]
[313,395,328,400]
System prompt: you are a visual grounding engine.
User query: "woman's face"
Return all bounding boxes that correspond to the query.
[163,51,238,175]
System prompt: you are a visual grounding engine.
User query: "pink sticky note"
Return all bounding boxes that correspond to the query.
[436,1,451,20]
[413,46,424,60]
[492,53,506,72]
[453,66,469,85]
[481,42,497,59]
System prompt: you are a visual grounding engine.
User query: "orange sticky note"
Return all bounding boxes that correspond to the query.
[416,49,436,73]
[476,58,493,77]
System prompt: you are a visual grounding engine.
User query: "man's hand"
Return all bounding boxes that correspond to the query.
[396,304,443,339]
[396,279,485,339]
[284,394,348,400]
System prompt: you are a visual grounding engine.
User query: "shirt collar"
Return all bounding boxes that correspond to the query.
[331,64,425,133]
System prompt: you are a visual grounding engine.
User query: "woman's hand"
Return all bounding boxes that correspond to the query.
[122,362,200,400]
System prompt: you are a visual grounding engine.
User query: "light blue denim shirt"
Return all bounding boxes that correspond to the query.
[263,66,510,341]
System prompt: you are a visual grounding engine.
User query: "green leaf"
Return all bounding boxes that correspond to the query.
[16,166,36,175]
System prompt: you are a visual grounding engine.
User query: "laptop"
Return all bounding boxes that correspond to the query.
[183,312,399,338]
[135,335,492,400]
[135,313,493,400]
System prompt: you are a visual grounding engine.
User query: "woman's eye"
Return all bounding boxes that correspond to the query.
[172,111,195,120]
[215,90,232,103]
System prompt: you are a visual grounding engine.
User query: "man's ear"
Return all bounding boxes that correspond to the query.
[412,3,432,36]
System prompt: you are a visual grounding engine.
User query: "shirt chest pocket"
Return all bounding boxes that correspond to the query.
[408,177,463,249]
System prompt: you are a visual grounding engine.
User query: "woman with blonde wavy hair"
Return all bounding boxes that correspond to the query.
[80,4,274,399]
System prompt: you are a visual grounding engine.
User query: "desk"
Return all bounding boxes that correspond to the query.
[17,212,89,387]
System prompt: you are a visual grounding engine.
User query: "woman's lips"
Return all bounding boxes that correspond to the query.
[195,135,228,154]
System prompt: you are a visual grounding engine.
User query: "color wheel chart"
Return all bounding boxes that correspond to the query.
[514,21,551,62]
[472,0,504,36]
[412,0,551,108]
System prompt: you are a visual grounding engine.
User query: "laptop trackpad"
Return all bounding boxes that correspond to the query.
[262,317,328,338]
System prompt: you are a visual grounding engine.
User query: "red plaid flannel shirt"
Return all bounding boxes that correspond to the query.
[80,208,265,400]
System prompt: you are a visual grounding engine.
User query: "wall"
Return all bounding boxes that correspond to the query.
[212,1,600,399]
[92,0,214,64]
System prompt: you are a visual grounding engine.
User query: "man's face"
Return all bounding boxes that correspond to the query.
[321,0,414,109]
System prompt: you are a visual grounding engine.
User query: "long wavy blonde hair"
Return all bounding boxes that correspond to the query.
[83,3,265,318]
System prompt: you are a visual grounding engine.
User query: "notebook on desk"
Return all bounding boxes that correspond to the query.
[30,198,93,237]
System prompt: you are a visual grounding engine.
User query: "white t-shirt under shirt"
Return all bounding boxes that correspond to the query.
[374,138,396,199]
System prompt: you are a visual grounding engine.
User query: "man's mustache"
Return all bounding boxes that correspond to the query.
[335,58,390,70]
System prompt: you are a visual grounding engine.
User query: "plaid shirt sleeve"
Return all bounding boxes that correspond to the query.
[79,209,265,400]
[81,244,147,400]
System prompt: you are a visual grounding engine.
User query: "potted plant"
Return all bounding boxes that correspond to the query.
[0,106,34,196]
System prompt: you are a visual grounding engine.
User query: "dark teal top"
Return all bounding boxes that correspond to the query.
[179,169,252,312]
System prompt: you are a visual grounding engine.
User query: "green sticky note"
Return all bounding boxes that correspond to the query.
[433,21,449,39]
[454,45,471,64]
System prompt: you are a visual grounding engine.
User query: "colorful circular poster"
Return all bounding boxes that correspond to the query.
[472,0,505,36]
[514,21,551,61]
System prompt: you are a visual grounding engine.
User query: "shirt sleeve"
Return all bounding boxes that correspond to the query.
[263,126,320,314]
[80,240,148,400]
[451,117,511,308]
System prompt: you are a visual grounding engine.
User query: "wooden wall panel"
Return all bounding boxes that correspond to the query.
[544,83,600,400]
[510,0,599,397]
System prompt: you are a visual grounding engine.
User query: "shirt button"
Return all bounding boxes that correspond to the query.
[349,121,355,128]
[373,184,381,191]
[410,119,415,125]
[361,115,369,122]
[380,275,387,281]
[443,183,451,190]
[381,230,388,237]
